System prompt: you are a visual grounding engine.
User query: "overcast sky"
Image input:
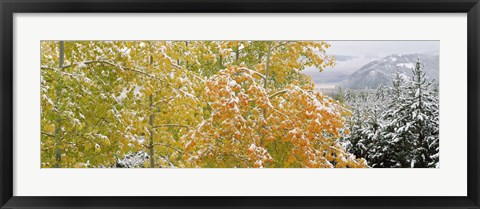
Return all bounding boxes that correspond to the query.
[326,41,439,58]
[303,41,439,88]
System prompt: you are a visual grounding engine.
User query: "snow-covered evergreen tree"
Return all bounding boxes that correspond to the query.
[378,69,410,167]
[380,60,439,168]
[344,60,439,168]
[343,88,387,167]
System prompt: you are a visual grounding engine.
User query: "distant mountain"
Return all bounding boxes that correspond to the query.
[332,55,358,62]
[339,54,439,89]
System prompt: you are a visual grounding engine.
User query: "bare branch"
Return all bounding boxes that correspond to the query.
[41,131,55,138]
[269,90,288,99]
[236,67,266,80]
[149,142,184,153]
[41,66,56,71]
[153,124,190,129]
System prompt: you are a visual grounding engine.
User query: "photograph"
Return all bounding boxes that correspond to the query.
[40,40,439,168]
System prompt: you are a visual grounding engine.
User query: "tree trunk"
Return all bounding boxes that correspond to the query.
[264,42,272,90]
[148,56,155,168]
[54,41,64,168]
[261,42,272,147]
[149,95,155,168]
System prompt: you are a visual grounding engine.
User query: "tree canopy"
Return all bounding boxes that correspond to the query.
[41,40,437,168]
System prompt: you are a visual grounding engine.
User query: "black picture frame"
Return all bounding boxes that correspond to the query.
[1,0,479,208]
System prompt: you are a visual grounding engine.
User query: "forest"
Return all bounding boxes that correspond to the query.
[40,41,439,168]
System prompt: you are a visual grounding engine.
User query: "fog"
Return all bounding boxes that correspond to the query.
[303,41,440,87]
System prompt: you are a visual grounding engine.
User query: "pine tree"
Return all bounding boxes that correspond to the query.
[343,88,387,167]
[380,60,439,168]
[376,69,409,167]
[344,61,439,168]
[405,60,439,167]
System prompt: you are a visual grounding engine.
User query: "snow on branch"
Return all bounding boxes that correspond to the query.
[153,124,190,129]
